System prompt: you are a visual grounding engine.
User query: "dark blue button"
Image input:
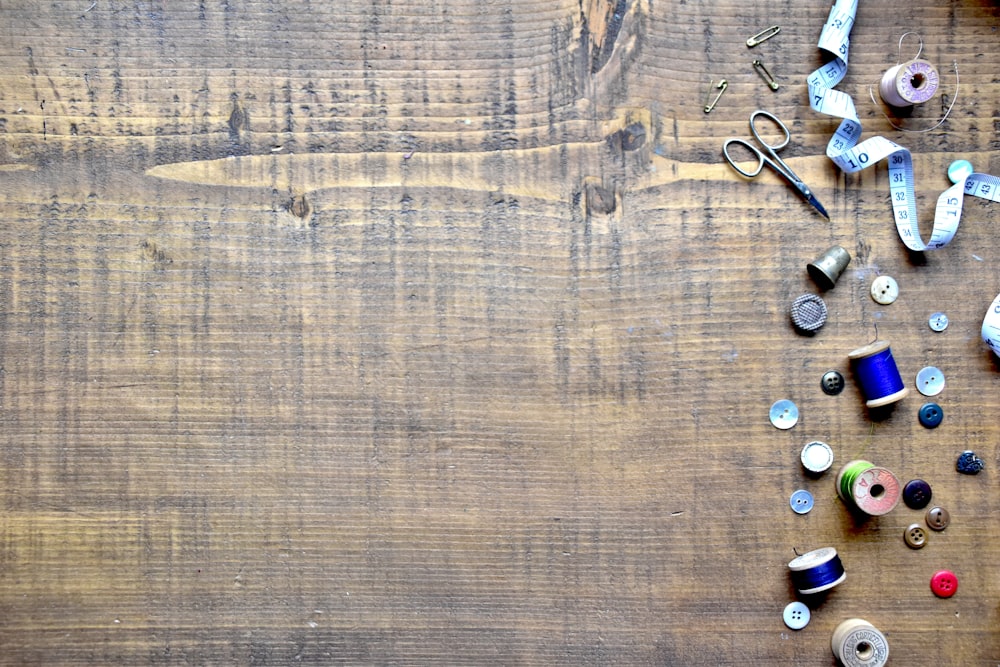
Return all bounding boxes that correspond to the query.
[918,402,943,428]
[957,450,984,475]
[902,479,932,510]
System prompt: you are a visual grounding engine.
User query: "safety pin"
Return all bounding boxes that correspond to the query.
[746,25,781,48]
[753,59,779,90]
[703,79,727,113]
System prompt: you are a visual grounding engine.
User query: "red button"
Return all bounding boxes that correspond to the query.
[930,570,958,598]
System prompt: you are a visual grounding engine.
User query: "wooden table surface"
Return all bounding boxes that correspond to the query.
[1,1,999,664]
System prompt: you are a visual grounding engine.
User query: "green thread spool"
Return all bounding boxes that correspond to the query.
[836,459,901,516]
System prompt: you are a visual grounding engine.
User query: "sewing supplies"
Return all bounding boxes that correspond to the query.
[704,79,727,113]
[982,292,1000,356]
[723,110,829,218]
[746,25,780,48]
[831,618,889,667]
[752,59,779,90]
[788,547,846,595]
[848,340,908,408]
[807,0,973,251]
[836,460,901,516]
[769,399,799,429]
[807,245,851,290]
[956,450,984,475]
[801,441,834,474]
[790,293,828,332]
[879,58,939,107]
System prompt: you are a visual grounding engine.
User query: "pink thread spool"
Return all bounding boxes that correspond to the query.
[878,59,939,107]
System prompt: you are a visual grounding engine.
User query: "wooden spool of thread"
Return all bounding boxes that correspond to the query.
[788,547,847,595]
[878,59,939,107]
[831,618,889,667]
[848,340,908,408]
[836,460,901,516]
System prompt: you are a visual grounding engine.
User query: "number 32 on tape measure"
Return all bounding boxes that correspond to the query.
[808,0,999,251]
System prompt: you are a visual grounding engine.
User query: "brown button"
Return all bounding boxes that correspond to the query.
[904,523,927,549]
[926,506,950,531]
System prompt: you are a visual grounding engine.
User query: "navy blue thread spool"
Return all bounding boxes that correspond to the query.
[848,340,909,408]
[788,547,847,595]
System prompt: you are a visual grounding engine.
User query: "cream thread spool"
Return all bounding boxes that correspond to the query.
[831,618,889,667]
[878,58,940,107]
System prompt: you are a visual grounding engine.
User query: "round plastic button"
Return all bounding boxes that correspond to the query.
[903,479,933,510]
[916,366,945,397]
[904,523,927,549]
[926,506,950,531]
[948,159,974,184]
[790,294,828,332]
[790,489,814,514]
[782,601,810,630]
[801,441,834,474]
[918,402,944,428]
[870,275,899,304]
[930,569,958,598]
[820,370,845,396]
[928,312,949,332]
[769,399,799,429]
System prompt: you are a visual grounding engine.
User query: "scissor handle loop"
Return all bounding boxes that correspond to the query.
[749,110,791,151]
[723,139,765,177]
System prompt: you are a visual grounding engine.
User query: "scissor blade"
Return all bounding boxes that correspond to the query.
[794,181,829,219]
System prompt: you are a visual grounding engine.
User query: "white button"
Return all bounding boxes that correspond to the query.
[928,312,949,332]
[801,441,834,473]
[782,601,810,630]
[769,399,799,429]
[870,276,899,304]
[916,366,945,396]
[789,489,814,514]
[948,159,974,184]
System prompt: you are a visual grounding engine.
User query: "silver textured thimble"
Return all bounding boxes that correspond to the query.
[807,245,851,290]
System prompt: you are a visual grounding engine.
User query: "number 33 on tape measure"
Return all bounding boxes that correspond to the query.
[808,0,1000,251]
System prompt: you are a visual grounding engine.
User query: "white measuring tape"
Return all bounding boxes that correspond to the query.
[807,0,996,251]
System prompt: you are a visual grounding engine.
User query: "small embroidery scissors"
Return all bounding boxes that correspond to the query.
[723,110,829,219]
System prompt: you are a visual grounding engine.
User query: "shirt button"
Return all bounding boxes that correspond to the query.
[930,569,958,598]
[928,312,949,332]
[782,601,810,630]
[789,489,814,514]
[820,370,845,395]
[904,523,927,549]
[916,366,945,396]
[790,294,828,332]
[769,399,799,429]
[956,450,985,475]
[926,506,950,531]
[870,275,899,304]
[918,402,944,428]
[903,479,933,509]
[801,441,834,474]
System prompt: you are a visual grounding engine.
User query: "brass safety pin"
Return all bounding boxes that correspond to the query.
[704,79,728,113]
[747,25,781,48]
[753,59,779,90]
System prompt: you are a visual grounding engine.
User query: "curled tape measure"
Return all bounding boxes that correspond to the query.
[807,0,982,251]
[982,292,1000,355]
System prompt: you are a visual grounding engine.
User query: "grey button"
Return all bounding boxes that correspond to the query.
[769,399,799,429]
[821,370,845,395]
[916,366,945,396]
[789,489,814,514]
[926,506,950,531]
[790,294,828,332]
[929,312,949,332]
[782,601,810,630]
[904,523,927,549]
[870,275,899,304]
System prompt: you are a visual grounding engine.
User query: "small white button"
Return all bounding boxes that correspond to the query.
[801,441,834,474]
[870,276,899,304]
[789,489,814,514]
[948,159,974,184]
[769,399,799,429]
[782,601,810,630]
[928,312,949,332]
[916,366,945,396]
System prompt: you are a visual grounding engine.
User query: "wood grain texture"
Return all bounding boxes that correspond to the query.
[1,0,999,664]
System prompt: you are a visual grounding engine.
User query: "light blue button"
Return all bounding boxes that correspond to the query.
[769,399,799,429]
[790,489,814,514]
[783,601,810,630]
[948,159,974,184]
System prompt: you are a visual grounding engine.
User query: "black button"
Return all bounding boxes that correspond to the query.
[918,402,943,428]
[956,450,984,475]
[903,479,932,510]
[821,370,845,395]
